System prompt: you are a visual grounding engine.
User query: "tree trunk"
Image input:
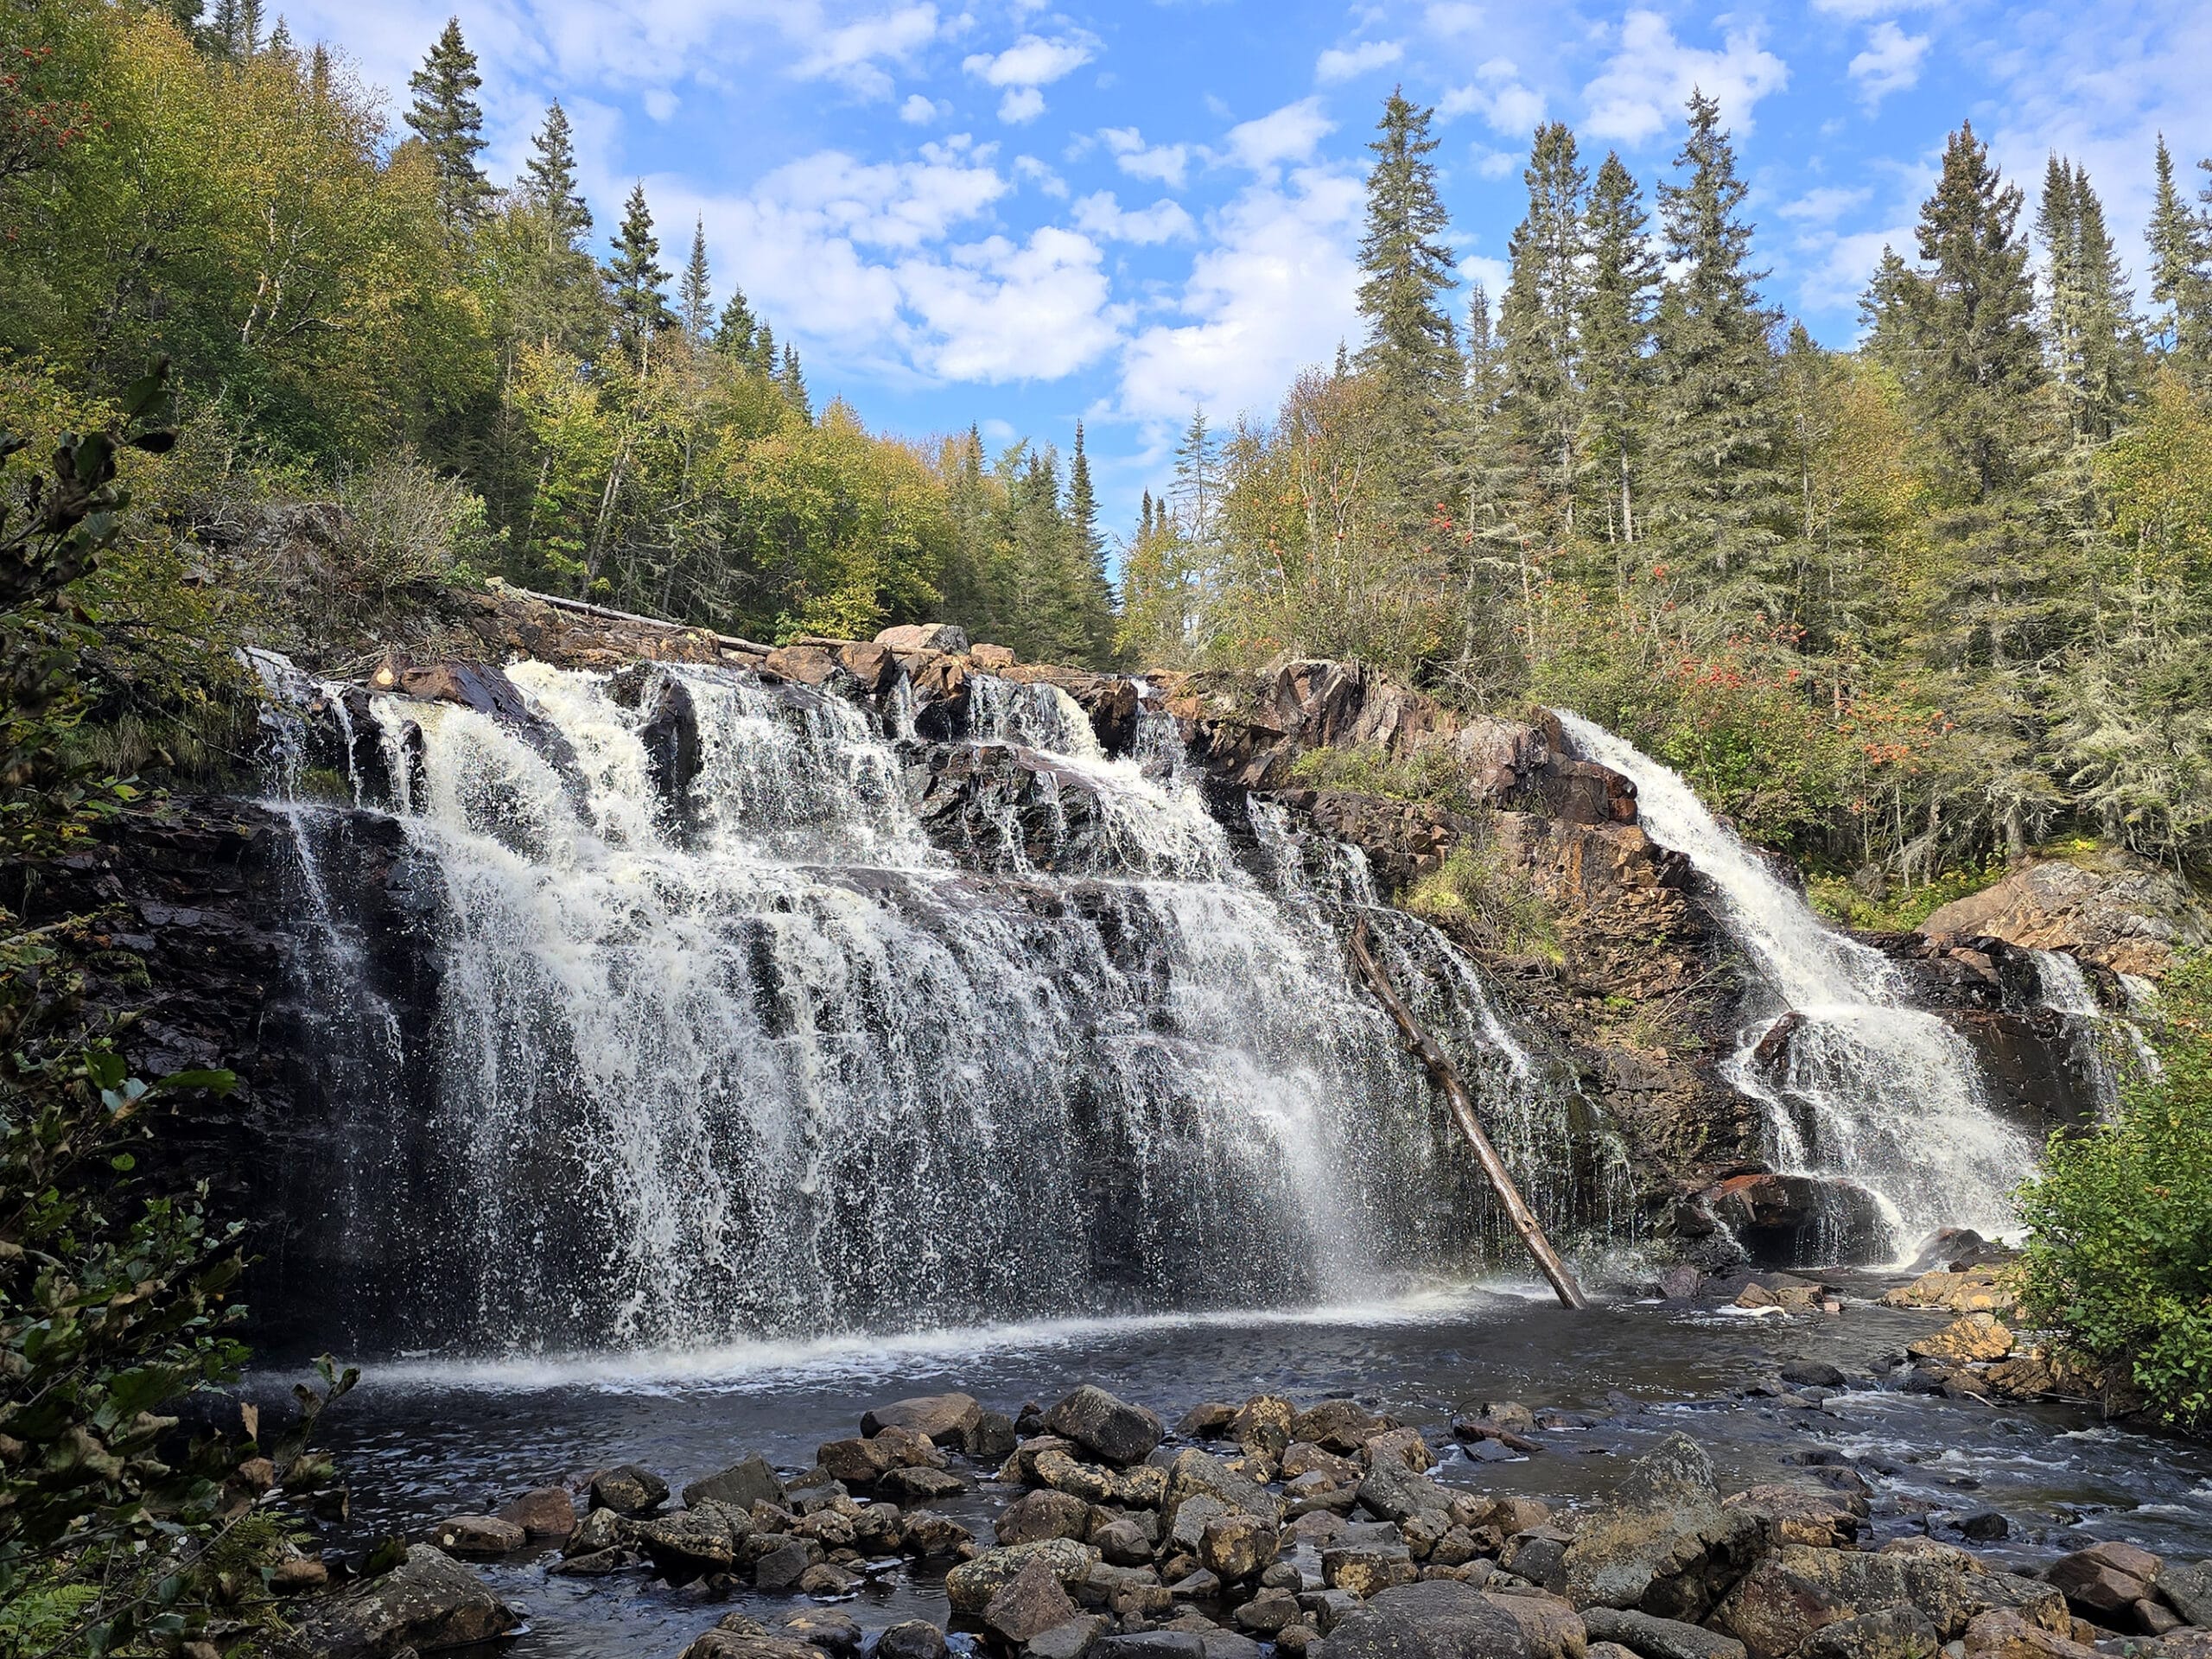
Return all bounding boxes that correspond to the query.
[1348,916,1588,1310]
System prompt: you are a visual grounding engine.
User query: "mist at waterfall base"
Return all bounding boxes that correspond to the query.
[1554,713,2041,1255]
[257,658,1624,1361]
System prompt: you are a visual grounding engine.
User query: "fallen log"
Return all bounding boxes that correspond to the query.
[1349,913,1589,1310]
[486,579,772,656]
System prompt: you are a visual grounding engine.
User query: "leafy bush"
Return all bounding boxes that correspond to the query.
[2018,951,2212,1427]
[1287,741,1480,815]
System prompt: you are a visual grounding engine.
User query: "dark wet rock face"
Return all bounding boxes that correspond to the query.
[299,1543,519,1656]
[1697,1173,1890,1270]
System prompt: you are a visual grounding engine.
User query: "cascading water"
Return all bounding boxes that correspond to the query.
[2029,948,2161,1101]
[1554,712,2037,1249]
[255,658,1603,1355]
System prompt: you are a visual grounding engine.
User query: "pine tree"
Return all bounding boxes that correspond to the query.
[204,0,260,58]
[1500,123,1586,531]
[680,218,714,340]
[1446,284,1533,697]
[404,17,492,234]
[1170,409,1222,543]
[605,182,676,365]
[1644,91,1785,602]
[1066,421,1116,664]
[752,321,777,378]
[2146,137,2212,380]
[780,343,810,419]
[1579,151,1662,549]
[1356,88,1459,441]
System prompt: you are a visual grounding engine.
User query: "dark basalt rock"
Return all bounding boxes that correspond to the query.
[1697,1173,1888,1269]
[608,663,704,808]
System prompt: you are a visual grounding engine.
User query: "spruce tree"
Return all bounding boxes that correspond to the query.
[1500,123,1586,531]
[1446,284,1533,698]
[715,289,760,362]
[780,343,810,419]
[1066,421,1116,664]
[1579,151,1662,549]
[1356,88,1459,442]
[752,321,777,378]
[2147,137,2212,380]
[606,182,676,365]
[506,101,607,359]
[1644,91,1785,601]
[404,17,492,234]
[680,218,714,340]
[2038,157,2138,442]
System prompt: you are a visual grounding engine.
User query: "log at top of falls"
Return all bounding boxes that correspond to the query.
[1349,915,1590,1311]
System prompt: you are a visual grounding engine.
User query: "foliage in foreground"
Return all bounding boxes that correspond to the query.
[2019,952,2212,1427]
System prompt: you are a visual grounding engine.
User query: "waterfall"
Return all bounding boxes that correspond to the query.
[2030,948,2162,1101]
[1554,712,2037,1250]
[253,658,1600,1355]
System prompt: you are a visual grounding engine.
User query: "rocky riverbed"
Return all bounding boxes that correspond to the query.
[248,1263,2212,1659]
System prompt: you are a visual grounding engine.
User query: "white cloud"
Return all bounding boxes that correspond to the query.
[1780,185,1873,224]
[999,86,1046,123]
[1315,40,1403,84]
[1849,22,1929,104]
[1224,98,1336,174]
[1440,60,1546,137]
[1808,0,1935,16]
[1580,10,1788,144]
[1117,163,1366,428]
[1072,191,1197,244]
[1101,128,1192,188]
[1472,146,1518,179]
[1461,254,1511,298]
[1424,3,1484,35]
[899,92,941,124]
[963,31,1096,87]
[1014,155,1069,197]
[642,87,678,122]
[797,3,942,99]
[906,226,1121,380]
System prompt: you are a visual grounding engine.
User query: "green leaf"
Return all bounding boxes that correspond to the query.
[152,1069,238,1097]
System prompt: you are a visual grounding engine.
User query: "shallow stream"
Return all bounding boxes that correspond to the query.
[289,1279,2212,1657]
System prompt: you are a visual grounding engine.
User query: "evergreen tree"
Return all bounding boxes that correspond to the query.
[780,343,810,419]
[1356,88,1459,441]
[1446,283,1533,698]
[523,102,592,247]
[1066,420,1116,663]
[680,217,714,340]
[205,0,261,58]
[752,321,777,378]
[2038,156,2138,442]
[1170,409,1222,542]
[503,100,606,359]
[605,182,676,365]
[404,17,492,234]
[2146,136,2212,381]
[1579,150,1662,549]
[1500,123,1586,531]
[715,289,760,361]
[1644,91,1785,601]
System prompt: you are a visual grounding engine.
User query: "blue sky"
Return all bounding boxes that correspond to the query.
[277,0,2212,536]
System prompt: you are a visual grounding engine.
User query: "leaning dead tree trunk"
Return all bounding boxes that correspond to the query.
[1349,914,1589,1311]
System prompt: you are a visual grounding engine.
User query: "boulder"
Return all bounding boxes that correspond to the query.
[1200,1511,1280,1582]
[1291,1399,1396,1452]
[1724,1486,1866,1550]
[876,1623,950,1659]
[1179,1402,1237,1439]
[495,1486,576,1540]
[1358,1460,1458,1529]
[682,1634,833,1659]
[1562,1434,1768,1621]
[1880,1269,2018,1315]
[780,1612,862,1657]
[1236,1589,1305,1634]
[564,1505,626,1557]
[1228,1395,1295,1457]
[1046,1385,1166,1465]
[298,1543,520,1657]
[1700,1173,1889,1268]
[1325,1580,1546,1659]
[998,1487,1096,1546]
[1031,1617,1111,1659]
[1362,1426,1435,1473]
[635,1503,748,1578]
[607,663,703,804]
[1962,1611,2102,1659]
[423,1514,525,1558]
[882,1465,968,1502]
[1713,1547,2067,1656]
[683,1455,785,1511]
[862,1392,984,1443]
[1907,1313,2015,1364]
[590,1464,670,1515]
[1802,1611,1941,1659]
[1325,1542,1421,1599]
[2159,1560,2212,1626]
[1918,850,2212,979]
[1581,1608,1746,1659]
[1165,1448,1284,1525]
[1035,1448,1168,1507]
[1487,1591,1592,1659]
[945,1538,1103,1613]
[987,1557,1085,1644]
[2046,1542,2161,1620]
[901,1510,972,1556]
[752,1536,824,1592]
[876,623,971,654]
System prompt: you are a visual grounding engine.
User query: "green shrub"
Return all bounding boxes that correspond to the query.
[2018,951,2212,1426]
[1287,741,1479,815]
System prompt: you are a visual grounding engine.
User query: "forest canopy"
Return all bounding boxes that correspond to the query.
[5,0,2212,893]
